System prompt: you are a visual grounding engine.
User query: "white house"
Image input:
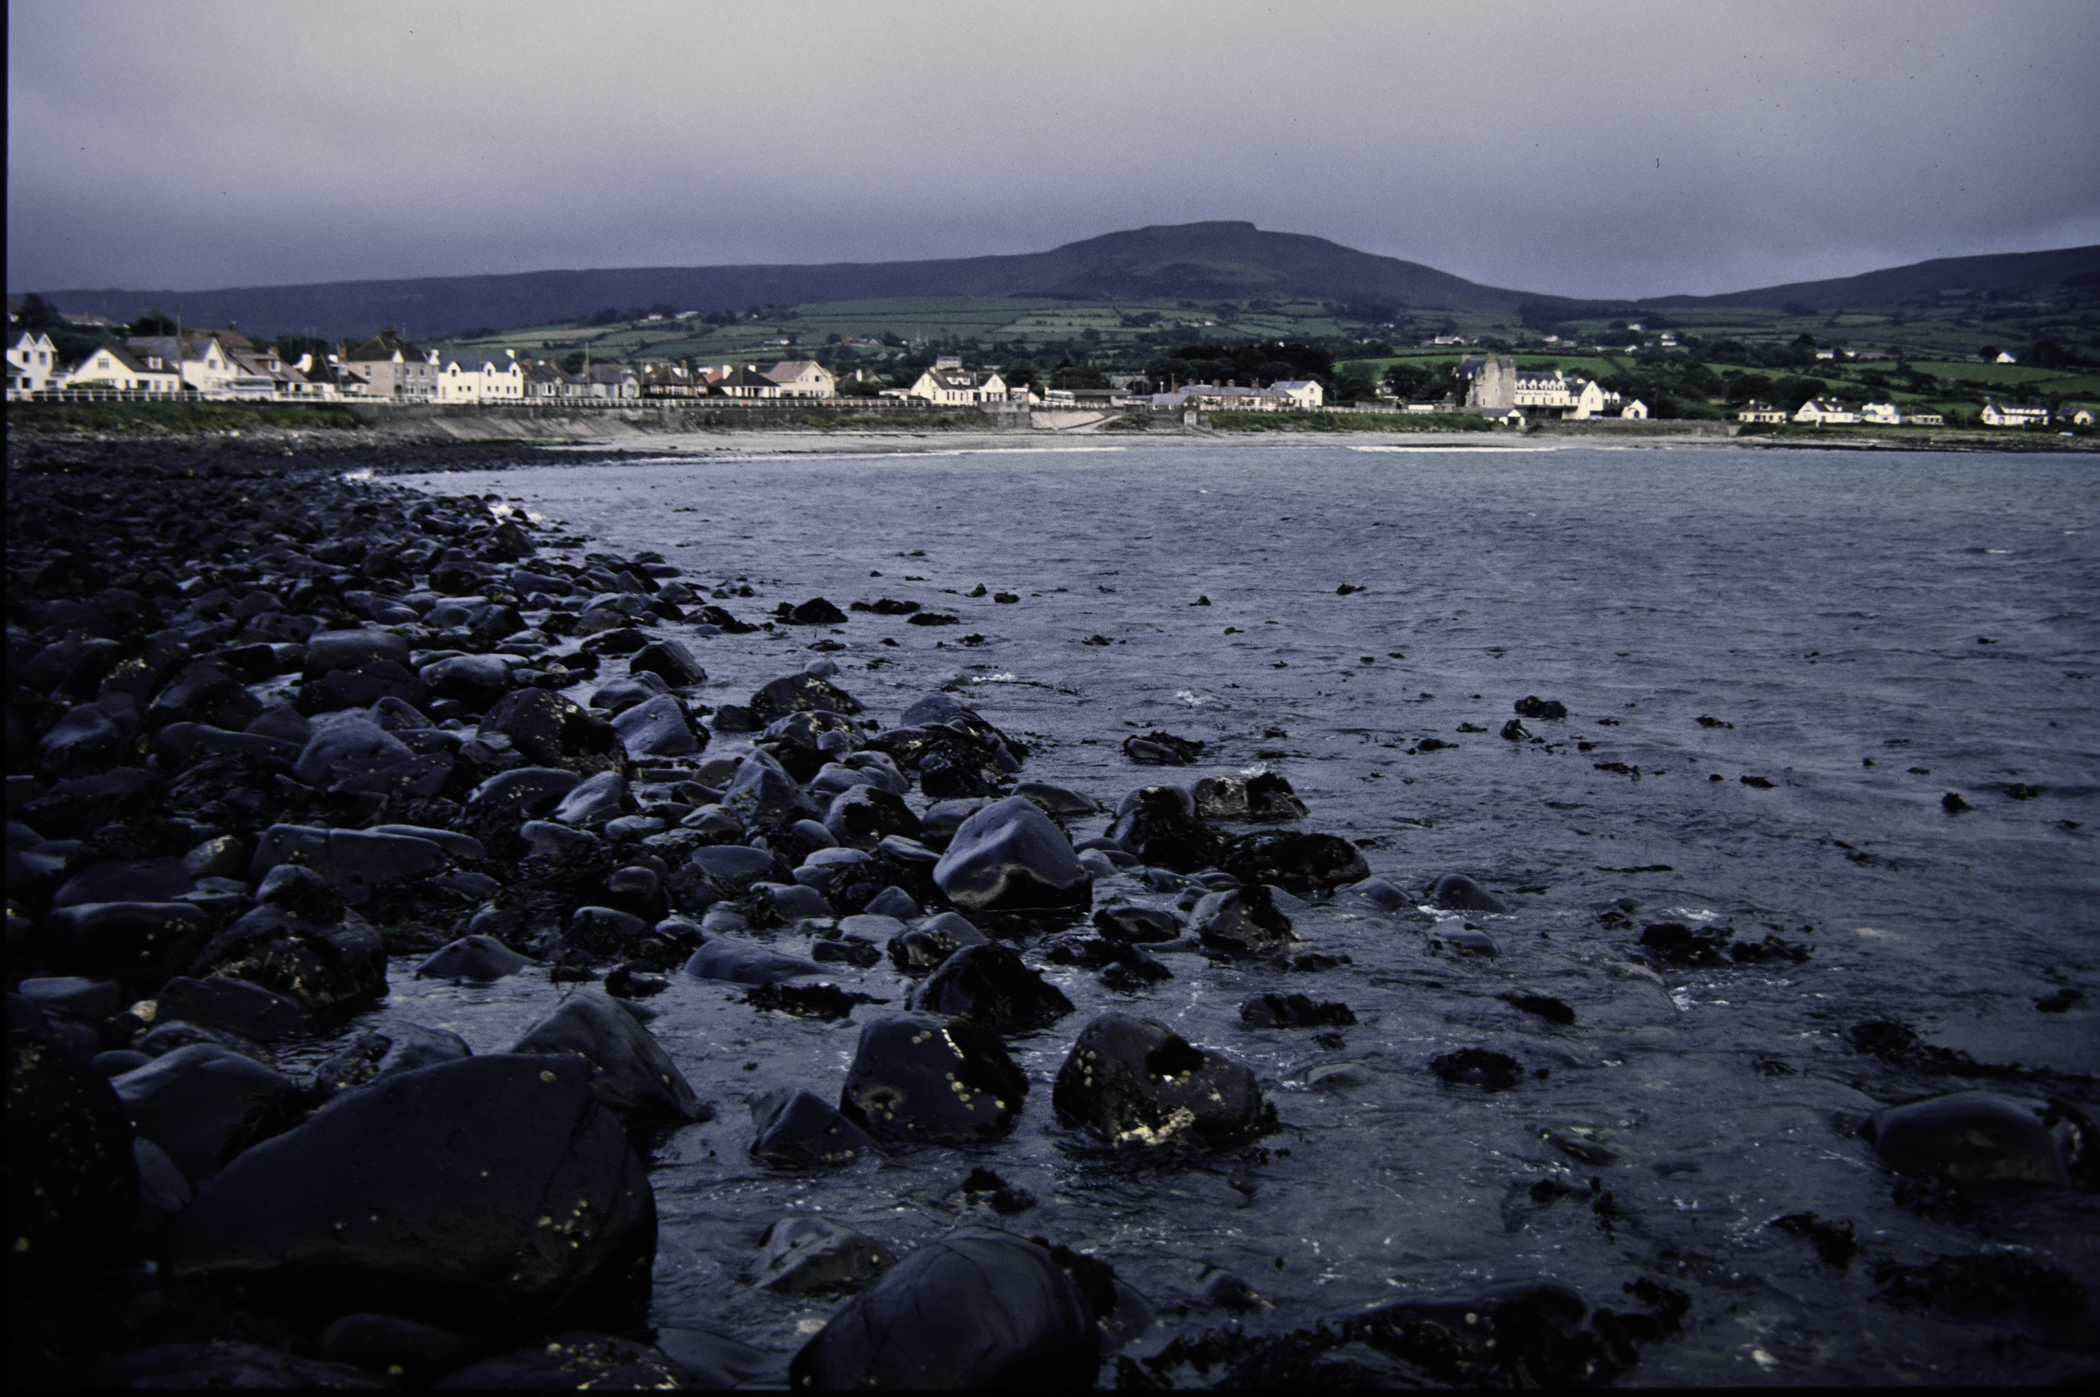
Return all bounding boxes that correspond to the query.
[1994,351,2018,364]
[1619,399,1649,419]
[438,350,526,403]
[909,366,1009,405]
[714,365,780,398]
[343,330,441,400]
[1794,398,1860,424]
[62,344,185,395]
[1272,379,1325,410]
[6,331,60,394]
[1861,402,1903,425]
[286,354,345,399]
[1736,401,1787,424]
[2062,406,2094,427]
[1980,401,2048,427]
[584,363,640,399]
[765,360,836,398]
[1903,405,1945,426]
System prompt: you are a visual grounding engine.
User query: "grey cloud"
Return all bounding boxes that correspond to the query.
[7,0,2097,298]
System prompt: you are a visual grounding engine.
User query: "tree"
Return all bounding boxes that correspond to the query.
[1978,344,2002,362]
[130,308,180,337]
[273,333,332,364]
[560,351,587,375]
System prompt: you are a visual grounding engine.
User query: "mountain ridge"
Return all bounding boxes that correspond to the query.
[21,222,2099,342]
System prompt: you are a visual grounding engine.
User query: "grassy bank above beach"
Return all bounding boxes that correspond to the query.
[7,400,363,433]
[1210,410,1493,433]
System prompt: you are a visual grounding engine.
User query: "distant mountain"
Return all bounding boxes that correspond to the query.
[1649,244,2100,313]
[25,223,1563,341]
[24,223,2099,341]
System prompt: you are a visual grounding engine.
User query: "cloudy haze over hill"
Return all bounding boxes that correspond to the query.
[7,0,2098,302]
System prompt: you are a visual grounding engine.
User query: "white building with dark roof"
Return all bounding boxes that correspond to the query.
[62,343,185,395]
[6,330,60,395]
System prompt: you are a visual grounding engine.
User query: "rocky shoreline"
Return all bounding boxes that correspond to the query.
[9,442,2094,1389]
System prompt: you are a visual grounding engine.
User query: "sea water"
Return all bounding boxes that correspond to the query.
[386,443,2100,1385]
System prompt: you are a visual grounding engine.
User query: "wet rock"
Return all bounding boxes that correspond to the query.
[684,939,824,986]
[1501,718,1531,742]
[1501,993,1577,1026]
[511,989,705,1121]
[1014,781,1100,818]
[7,994,138,1274]
[626,638,705,687]
[1771,1212,1858,1269]
[84,1342,389,1389]
[908,944,1075,1032]
[155,975,312,1041]
[1052,1011,1274,1150]
[789,1231,1096,1391]
[1865,1090,2072,1190]
[1431,1048,1525,1091]
[1223,831,1369,895]
[251,823,450,906]
[1345,1280,1630,1388]
[304,629,411,678]
[747,981,879,1021]
[467,765,581,822]
[932,796,1090,911]
[1191,884,1299,955]
[419,654,515,708]
[111,1042,298,1185]
[839,1012,1028,1146]
[1241,992,1357,1028]
[38,702,128,775]
[750,671,862,721]
[150,657,264,733]
[863,885,921,920]
[612,694,703,761]
[1428,873,1509,914]
[1107,785,1227,873]
[38,901,213,996]
[416,934,531,982]
[749,1087,880,1166]
[1201,1268,1270,1312]
[1514,695,1569,721]
[1434,925,1500,956]
[313,1022,472,1099]
[1192,771,1309,820]
[746,1215,894,1293]
[1093,905,1183,943]
[434,1331,688,1389]
[889,911,990,973]
[588,673,669,716]
[188,900,386,1018]
[1124,730,1204,765]
[166,1055,656,1336]
[764,881,833,920]
[776,597,848,625]
[478,689,622,776]
[317,1313,482,1388]
[688,841,785,891]
[1638,921,1731,967]
[1871,1252,2088,1328]
[721,749,822,828]
[567,904,648,958]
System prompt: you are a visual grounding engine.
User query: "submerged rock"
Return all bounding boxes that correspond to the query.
[1428,873,1509,914]
[1052,1011,1274,1150]
[1865,1090,2074,1190]
[789,1231,1096,1391]
[745,1215,893,1294]
[1222,831,1369,895]
[1191,884,1298,955]
[908,944,1075,1033]
[750,1088,880,1166]
[415,934,531,982]
[839,1012,1028,1146]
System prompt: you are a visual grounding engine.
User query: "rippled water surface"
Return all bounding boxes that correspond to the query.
[387,444,2100,1386]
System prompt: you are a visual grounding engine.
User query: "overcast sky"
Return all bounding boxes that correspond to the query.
[9,0,2098,300]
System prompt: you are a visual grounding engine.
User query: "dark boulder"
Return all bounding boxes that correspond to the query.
[553,770,627,825]
[466,765,580,821]
[1192,771,1309,821]
[317,1313,482,1388]
[888,911,989,974]
[187,901,386,1018]
[750,1087,880,1166]
[511,989,705,1121]
[1350,1279,1628,1388]
[567,905,649,958]
[155,975,312,1041]
[7,994,138,1275]
[1107,785,1226,874]
[627,638,705,687]
[111,1042,298,1185]
[932,796,1090,912]
[419,654,516,708]
[750,672,863,721]
[38,702,128,775]
[166,1055,656,1336]
[745,1215,893,1293]
[908,944,1075,1033]
[1123,730,1203,765]
[479,690,622,776]
[778,597,849,625]
[1431,1048,1525,1091]
[51,854,193,909]
[433,1332,688,1390]
[587,674,669,716]
[720,750,822,828]
[1052,1011,1274,1150]
[304,629,411,678]
[1865,1090,2074,1190]
[1013,781,1100,818]
[38,901,212,997]
[1513,695,1569,721]
[826,785,923,850]
[611,694,703,761]
[1241,992,1357,1028]
[313,1022,472,1099]
[839,1012,1028,1146]
[1222,831,1369,895]
[789,1232,1096,1391]
[1429,873,1509,914]
[1191,884,1299,955]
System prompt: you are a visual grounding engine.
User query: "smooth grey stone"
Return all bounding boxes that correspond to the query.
[554,770,627,826]
[52,856,195,910]
[689,844,778,884]
[416,934,531,981]
[467,765,581,817]
[1014,781,1100,817]
[683,939,824,986]
[720,749,820,827]
[932,797,1089,911]
[1341,877,1413,913]
[367,824,486,860]
[520,820,603,858]
[155,976,310,1041]
[1866,1090,2072,1189]
[17,975,122,1019]
[749,1088,880,1166]
[1052,1011,1275,1150]
[862,886,921,920]
[765,883,833,921]
[612,694,702,761]
[1429,873,1509,914]
[112,1043,296,1184]
[292,719,414,790]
